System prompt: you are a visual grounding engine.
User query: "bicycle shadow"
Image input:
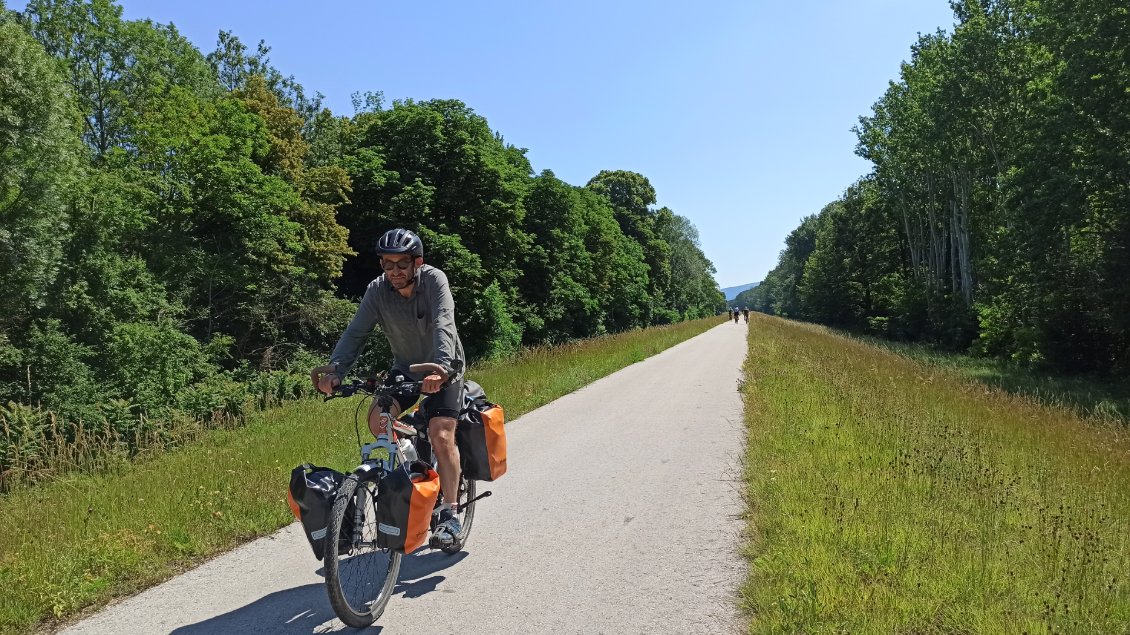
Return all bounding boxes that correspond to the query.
[395,549,467,597]
[168,583,346,635]
[170,550,467,635]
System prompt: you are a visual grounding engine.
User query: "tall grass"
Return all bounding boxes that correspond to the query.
[740,315,1130,633]
[855,335,1130,424]
[0,317,720,635]
[0,369,317,491]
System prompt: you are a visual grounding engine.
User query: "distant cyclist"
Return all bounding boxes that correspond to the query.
[732,308,739,323]
[742,307,749,323]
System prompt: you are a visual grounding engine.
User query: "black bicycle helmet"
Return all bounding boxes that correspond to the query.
[375,228,424,258]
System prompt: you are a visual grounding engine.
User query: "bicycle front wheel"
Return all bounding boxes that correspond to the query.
[324,475,402,627]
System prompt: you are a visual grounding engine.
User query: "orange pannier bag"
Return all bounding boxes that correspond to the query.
[457,396,507,481]
[375,461,441,553]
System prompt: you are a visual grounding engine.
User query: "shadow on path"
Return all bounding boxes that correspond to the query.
[171,550,467,634]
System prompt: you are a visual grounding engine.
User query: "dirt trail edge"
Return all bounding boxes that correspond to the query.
[60,322,748,635]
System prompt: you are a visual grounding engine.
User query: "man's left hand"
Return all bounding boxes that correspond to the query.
[422,373,445,394]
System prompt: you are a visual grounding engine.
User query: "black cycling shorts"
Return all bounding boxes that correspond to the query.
[382,371,463,421]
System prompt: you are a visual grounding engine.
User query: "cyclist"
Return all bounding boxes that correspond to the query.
[742,307,749,323]
[732,307,739,323]
[310,228,467,549]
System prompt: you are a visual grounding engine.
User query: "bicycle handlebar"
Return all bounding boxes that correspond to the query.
[323,378,421,402]
[321,363,450,402]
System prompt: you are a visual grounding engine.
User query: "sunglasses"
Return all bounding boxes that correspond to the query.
[380,258,414,272]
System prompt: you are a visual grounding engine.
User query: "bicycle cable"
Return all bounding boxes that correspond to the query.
[352,393,371,450]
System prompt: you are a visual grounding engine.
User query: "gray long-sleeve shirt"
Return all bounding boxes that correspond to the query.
[328,265,465,381]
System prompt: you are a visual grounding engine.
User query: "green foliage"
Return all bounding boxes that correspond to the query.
[798,179,905,334]
[206,30,321,121]
[757,0,1130,375]
[518,171,604,342]
[747,214,820,316]
[656,207,726,319]
[586,169,658,243]
[101,321,209,415]
[469,282,523,360]
[19,319,105,421]
[0,19,81,335]
[334,99,722,355]
[338,98,531,293]
[0,401,52,483]
[0,0,725,490]
[730,285,759,311]
[603,231,652,331]
[586,170,672,315]
[24,0,217,156]
[176,374,248,421]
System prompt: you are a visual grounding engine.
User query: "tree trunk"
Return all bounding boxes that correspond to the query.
[899,193,921,281]
[949,168,971,304]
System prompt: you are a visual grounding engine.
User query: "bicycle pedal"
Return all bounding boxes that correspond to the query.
[428,534,462,551]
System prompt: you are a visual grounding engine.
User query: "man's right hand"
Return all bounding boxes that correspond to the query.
[310,365,341,396]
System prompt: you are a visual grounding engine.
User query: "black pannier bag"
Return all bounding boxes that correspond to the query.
[456,380,507,481]
[287,464,355,560]
[375,460,441,553]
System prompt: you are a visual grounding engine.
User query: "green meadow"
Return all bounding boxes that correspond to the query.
[740,315,1130,634]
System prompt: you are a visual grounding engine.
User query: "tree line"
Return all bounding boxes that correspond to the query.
[749,0,1128,375]
[0,0,724,485]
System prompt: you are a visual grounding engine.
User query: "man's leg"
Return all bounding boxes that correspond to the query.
[428,415,461,507]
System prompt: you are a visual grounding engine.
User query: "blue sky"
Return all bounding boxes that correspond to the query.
[25,0,957,288]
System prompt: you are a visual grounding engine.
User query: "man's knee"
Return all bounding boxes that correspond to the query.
[428,416,457,448]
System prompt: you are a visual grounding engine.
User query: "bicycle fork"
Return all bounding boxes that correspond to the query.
[351,489,366,550]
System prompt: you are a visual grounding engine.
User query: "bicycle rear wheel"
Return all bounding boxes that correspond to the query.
[324,475,401,627]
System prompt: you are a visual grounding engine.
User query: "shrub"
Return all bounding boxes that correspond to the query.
[102,321,211,415]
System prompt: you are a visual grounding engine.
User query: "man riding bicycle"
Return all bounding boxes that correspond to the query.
[310,228,467,549]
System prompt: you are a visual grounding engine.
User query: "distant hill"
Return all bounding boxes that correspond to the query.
[730,285,760,309]
[721,282,759,301]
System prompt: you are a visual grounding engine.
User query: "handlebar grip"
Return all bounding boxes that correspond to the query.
[323,379,368,401]
[408,363,448,380]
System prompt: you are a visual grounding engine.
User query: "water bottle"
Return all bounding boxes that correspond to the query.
[397,437,419,464]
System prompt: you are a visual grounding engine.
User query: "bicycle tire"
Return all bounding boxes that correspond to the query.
[324,475,402,627]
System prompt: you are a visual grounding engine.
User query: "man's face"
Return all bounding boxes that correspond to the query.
[381,254,419,289]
